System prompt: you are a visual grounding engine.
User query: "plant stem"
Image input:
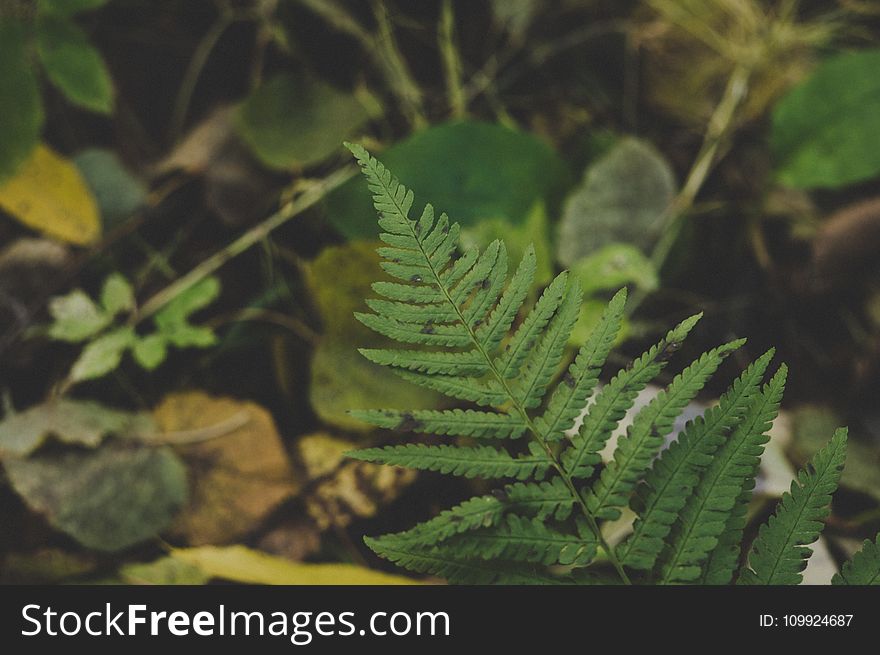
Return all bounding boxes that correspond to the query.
[439,0,466,118]
[296,0,426,129]
[133,166,355,324]
[169,3,240,143]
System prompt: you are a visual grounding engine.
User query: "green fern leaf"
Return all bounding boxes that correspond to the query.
[536,288,627,443]
[832,535,880,585]
[365,537,569,584]
[738,427,847,585]
[390,370,508,407]
[587,339,745,520]
[561,313,702,479]
[619,349,774,571]
[347,444,551,480]
[440,515,598,566]
[348,408,527,439]
[511,277,583,408]
[658,365,787,583]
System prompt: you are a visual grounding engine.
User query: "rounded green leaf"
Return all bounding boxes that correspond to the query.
[74,148,147,226]
[556,137,676,266]
[325,121,572,239]
[132,334,168,370]
[0,18,43,182]
[100,272,134,316]
[235,73,372,170]
[4,440,187,552]
[47,288,110,342]
[69,326,136,382]
[36,15,114,114]
[772,49,880,189]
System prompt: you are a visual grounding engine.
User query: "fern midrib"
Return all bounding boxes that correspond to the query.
[382,183,632,585]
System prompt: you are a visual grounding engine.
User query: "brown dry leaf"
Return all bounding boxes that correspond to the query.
[0,145,101,245]
[154,106,236,175]
[153,391,300,545]
[297,432,416,530]
[257,516,322,562]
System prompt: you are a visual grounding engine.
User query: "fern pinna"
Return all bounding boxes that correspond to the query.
[343,143,880,585]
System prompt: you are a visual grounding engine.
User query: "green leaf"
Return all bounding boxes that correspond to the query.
[832,535,880,585]
[36,15,114,114]
[738,428,848,585]
[556,137,676,266]
[132,334,167,370]
[0,18,43,182]
[3,440,187,552]
[154,277,220,347]
[100,272,134,316]
[772,50,880,189]
[235,73,371,169]
[0,398,155,457]
[69,326,136,382]
[38,0,110,16]
[47,289,110,342]
[326,121,571,239]
[119,556,210,585]
[571,242,659,296]
[74,149,147,227]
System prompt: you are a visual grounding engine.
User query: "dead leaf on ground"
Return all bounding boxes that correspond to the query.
[172,545,419,585]
[298,432,416,530]
[153,391,300,545]
[0,398,155,458]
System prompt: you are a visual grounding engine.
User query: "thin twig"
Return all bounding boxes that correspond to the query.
[133,166,356,324]
[438,0,466,118]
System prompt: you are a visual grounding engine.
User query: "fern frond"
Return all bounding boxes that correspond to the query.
[536,288,627,443]
[619,349,774,571]
[391,370,508,407]
[475,245,537,352]
[440,515,598,566]
[586,339,745,521]
[504,478,576,520]
[511,277,583,408]
[365,537,569,584]
[657,366,788,583]
[377,494,507,547]
[832,535,880,585]
[738,427,847,585]
[561,313,702,479]
[358,348,489,376]
[355,313,472,347]
[494,272,569,379]
[348,408,527,439]
[348,444,550,480]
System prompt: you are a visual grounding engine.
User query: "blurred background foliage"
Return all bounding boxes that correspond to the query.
[1,0,880,584]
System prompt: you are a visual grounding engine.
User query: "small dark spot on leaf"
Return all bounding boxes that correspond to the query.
[563,372,576,388]
[410,274,423,283]
[420,323,436,334]
[397,412,424,432]
[478,278,491,290]
[473,319,483,329]
[442,223,450,234]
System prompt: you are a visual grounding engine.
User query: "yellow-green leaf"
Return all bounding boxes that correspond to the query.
[0,145,101,245]
[172,545,420,585]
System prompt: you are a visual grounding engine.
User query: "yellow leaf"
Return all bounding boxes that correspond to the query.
[0,145,100,245]
[172,545,420,585]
